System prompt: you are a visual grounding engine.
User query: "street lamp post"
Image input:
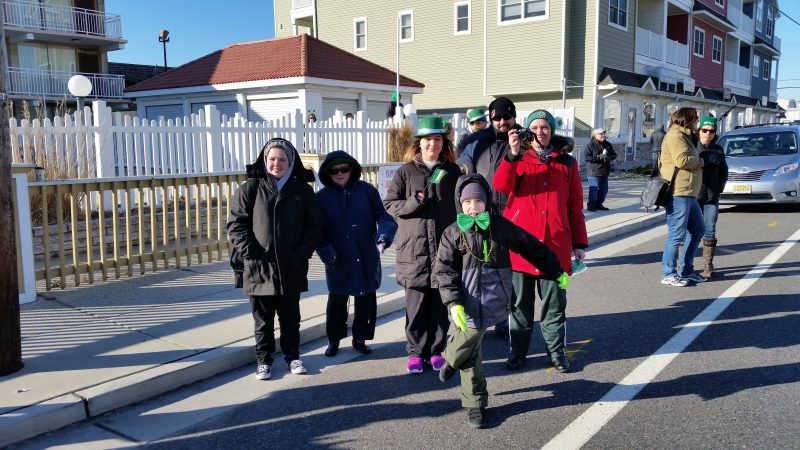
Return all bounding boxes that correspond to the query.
[68,74,92,112]
[158,29,170,70]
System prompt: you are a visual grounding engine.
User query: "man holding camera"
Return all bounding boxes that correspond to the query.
[456,97,522,215]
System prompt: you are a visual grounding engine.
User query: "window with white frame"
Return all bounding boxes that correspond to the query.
[715,0,724,7]
[693,27,705,57]
[500,0,546,22]
[753,55,761,77]
[455,1,470,34]
[766,5,774,37]
[763,58,770,79]
[603,99,622,138]
[399,11,413,42]
[712,36,722,63]
[353,18,367,51]
[609,0,627,29]
[755,0,763,32]
[642,102,656,138]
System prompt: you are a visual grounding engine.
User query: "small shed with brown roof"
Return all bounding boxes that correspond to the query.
[125,34,424,123]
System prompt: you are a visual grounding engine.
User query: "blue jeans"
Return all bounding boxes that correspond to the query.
[587,175,609,208]
[662,196,705,278]
[701,201,719,241]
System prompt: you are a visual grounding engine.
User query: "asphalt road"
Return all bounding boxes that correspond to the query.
[19,203,800,450]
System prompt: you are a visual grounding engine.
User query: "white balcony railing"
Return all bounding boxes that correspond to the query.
[3,0,122,39]
[665,38,689,68]
[727,4,755,39]
[635,27,664,61]
[291,0,314,9]
[725,61,751,85]
[6,67,125,99]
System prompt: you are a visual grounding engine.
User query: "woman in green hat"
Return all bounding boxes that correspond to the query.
[383,115,462,374]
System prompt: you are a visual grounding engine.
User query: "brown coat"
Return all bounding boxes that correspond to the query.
[659,125,704,197]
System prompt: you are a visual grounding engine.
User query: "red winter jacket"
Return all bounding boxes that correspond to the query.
[493,148,588,276]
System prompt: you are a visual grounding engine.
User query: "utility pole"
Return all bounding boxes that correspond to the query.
[0,8,23,376]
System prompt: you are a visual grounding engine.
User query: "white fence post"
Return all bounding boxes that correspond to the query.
[92,100,114,178]
[356,111,366,163]
[293,109,305,152]
[204,105,224,172]
[12,164,36,304]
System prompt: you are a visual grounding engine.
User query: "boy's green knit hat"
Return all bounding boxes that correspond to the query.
[699,116,717,130]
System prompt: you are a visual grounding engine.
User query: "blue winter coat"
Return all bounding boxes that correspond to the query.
[316,151,398,296]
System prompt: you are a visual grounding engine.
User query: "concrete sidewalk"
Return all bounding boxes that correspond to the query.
[0,178,662,447]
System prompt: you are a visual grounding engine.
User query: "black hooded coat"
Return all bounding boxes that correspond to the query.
[227,138,323,296]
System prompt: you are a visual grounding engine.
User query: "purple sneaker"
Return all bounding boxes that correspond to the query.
[407,356,424,374]
[430,355,446,371]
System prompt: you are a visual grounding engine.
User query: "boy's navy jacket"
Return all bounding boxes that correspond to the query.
[435,173,562,329]
[316,151,397,296]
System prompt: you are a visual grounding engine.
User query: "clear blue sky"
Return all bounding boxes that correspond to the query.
[775,2,800,100]
[106,0,275,68]
[108,1,800,100]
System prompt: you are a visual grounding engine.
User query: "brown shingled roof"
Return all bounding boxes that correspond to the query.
[126,34,424,93]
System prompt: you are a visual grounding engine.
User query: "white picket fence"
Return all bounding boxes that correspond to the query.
[8,101,418,179]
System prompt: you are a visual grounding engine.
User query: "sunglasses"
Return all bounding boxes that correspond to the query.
[699,128,716,134]
[492,114,513,121]
[328,166,351,175]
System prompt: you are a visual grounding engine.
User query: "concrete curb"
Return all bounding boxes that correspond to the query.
[4,211,656,446]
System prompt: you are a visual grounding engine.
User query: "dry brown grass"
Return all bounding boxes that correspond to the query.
[387,125,413,162]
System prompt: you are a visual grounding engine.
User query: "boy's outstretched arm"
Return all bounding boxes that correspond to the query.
[501,217,565,280]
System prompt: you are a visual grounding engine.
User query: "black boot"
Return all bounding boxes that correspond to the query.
[352,339,373,354]
[324,341,339,357]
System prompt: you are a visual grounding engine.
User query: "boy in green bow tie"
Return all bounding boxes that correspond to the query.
[434,174,569,428]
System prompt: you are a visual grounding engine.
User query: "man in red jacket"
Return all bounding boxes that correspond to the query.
[493,109,588,373]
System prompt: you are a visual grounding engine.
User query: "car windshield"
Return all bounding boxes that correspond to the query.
[718,131,799,157]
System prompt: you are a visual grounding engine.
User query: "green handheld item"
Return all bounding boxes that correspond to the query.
[450,304,468,331]
[430,168,447,184]
[557,272,570,290]
[571,258,587,276]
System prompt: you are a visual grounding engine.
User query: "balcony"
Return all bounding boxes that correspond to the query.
[6,67,125,100]
[290,0,314,19]
[724,61,751,92]
[3,0,124,44]
[727,4,754,43]
[635,26,689,70]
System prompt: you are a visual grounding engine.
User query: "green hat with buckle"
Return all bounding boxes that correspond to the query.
[414,115,448,137]
[467,107,487,123]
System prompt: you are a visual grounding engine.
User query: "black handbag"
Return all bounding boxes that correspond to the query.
[640,161,679,209]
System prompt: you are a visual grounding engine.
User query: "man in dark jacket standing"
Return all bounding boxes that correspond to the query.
[227,138,324,381]
[650,124,666,166]
[584,128,617,211]
[456,97,522,215]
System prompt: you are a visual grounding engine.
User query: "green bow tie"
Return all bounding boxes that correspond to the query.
[457,212,490,232]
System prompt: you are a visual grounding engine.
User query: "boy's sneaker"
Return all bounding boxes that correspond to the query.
[681,272,707,283]
[467,408,486,429]
[430,355,446,371]
[406,356,424,374]
[255,364,271,380]
[289,359,307,374]
[439,361,456,383]
[661,276,688,287]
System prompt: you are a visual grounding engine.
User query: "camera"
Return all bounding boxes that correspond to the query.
[516,129,536,144]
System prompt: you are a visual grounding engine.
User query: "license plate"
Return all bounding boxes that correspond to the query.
[733,185,752,194]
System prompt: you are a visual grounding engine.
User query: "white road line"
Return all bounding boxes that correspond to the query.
[542,227,800,450]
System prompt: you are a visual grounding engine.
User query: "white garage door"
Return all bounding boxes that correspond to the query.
[191,101,239,119]
[322,98,358,120]
[367,101,390,121]
[247,98,299,122]
[145,104,184,122]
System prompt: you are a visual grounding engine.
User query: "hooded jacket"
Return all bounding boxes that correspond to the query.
[493,136,588,275]
[659,125,704,197]
[315,151,398,296]
[227,138,323,296]
[435,174,562,329]
[383,155,461,289]
[456,125,521,213]
[697,135,728,204]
